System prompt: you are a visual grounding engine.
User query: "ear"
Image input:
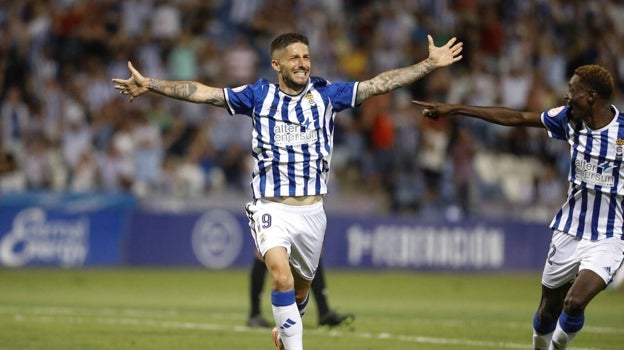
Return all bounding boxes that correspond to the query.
[587,90,596,104]
[271,59,280,72]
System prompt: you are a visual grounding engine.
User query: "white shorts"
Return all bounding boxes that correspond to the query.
[245,199,326,281]
[541,230,624,288]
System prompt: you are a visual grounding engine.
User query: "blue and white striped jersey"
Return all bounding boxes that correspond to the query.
[541,105,624,240]
[224,77,359,199]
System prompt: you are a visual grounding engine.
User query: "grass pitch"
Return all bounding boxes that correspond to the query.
[0,268,622,350]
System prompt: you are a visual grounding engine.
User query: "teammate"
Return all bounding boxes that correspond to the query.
[247,254,354,328]
[113,32,462,350]
[413,64,624,350]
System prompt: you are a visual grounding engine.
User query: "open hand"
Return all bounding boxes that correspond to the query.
[426,35,463,68]
[112,62,148,102]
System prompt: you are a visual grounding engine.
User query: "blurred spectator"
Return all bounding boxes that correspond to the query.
[131,111,163,196]
[1,86,30,155]
[69,147,98,192]
[417,117,450,211]
[0,147,24,192]
[61,100,93,173]
[98,142,134,192]
[447,123,476,219]
[21,136,55,190]
[222,35,259,85]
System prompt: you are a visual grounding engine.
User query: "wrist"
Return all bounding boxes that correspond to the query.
[423,58,436,71]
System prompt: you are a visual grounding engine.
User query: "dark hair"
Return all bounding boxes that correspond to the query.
[574,64,614,99]
[270,33,309,55]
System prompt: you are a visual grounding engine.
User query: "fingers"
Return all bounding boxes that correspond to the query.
[412,100,439,119]
[411,100,433,108]
[445,37,457,47]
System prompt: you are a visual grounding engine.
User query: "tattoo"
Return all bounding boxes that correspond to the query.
[356,60,434,104]
[148,79,197,99]
[203,89,226,106]
[147,79,226,107]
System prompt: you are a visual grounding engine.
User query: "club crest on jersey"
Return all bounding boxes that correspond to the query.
[547,106,565,117]
[306,93,316,106]
[616,138,624,157]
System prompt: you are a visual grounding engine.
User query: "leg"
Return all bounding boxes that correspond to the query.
[265,247,304,350]
[533,282,570,350]
[549,270,606,350]
[247,253,271,328]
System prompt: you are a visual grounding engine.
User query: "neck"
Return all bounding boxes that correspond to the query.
[278,77,307,95]
[586,104,613,129]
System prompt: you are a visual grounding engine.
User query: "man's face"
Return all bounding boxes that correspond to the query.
[272,42,311,93]
[565,74,593,122]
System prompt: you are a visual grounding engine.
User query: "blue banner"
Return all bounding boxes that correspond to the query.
[320,215,552,271]
[126,209,552,271]
[127,209,257,268]
[0,192,136,267]
[0,193,553,270]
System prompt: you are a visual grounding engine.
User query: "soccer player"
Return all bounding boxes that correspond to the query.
[113,32,462,350]
[247,253,354,328]
[413,64,624,350]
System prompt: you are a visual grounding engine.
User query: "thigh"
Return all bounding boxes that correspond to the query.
[541,230,581,289]
[578,236,624,285]
[565,269,607,311]
[288,203,327,281]
[246,199,326,281]
[246,200,292,257]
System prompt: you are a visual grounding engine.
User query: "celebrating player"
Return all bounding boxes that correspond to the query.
[113,32,462,350]
[413,64,624,350]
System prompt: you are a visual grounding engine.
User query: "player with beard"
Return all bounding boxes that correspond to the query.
[114,32,462,350]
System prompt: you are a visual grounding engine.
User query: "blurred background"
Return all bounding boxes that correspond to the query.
[0,0,624,269]
[1,0,624,222]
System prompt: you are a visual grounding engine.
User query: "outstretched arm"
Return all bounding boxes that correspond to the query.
[412,100,544,127]
[355,35,463,104]
[112,62,227,107]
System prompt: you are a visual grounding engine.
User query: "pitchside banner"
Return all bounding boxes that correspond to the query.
[0,192,136,267]
[128,209,553,271]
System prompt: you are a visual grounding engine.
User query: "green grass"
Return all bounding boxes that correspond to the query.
[0,268,622,350]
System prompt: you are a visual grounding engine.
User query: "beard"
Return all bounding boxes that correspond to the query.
[283,77,307,92]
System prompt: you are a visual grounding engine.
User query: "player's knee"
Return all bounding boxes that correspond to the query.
[270,271,294,291]
[562,295,586,315]
[536,309,559,326]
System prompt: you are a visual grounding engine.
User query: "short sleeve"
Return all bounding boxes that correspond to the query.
[541,105,571,141]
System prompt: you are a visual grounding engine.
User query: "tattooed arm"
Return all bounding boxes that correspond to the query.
[112,61,226,107]
[355,35,463,105]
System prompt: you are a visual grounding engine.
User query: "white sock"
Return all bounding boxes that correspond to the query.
[549,321,579,350]
[533,329,553,350]
[272,290,303,350]
[297,291,310,316]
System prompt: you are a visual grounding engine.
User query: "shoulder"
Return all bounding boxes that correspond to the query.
[227,78,274,95]
[544,105,569,119]
[310,76,330,87]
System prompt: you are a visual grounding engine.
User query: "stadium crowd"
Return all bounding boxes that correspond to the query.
[1,0,624,220]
